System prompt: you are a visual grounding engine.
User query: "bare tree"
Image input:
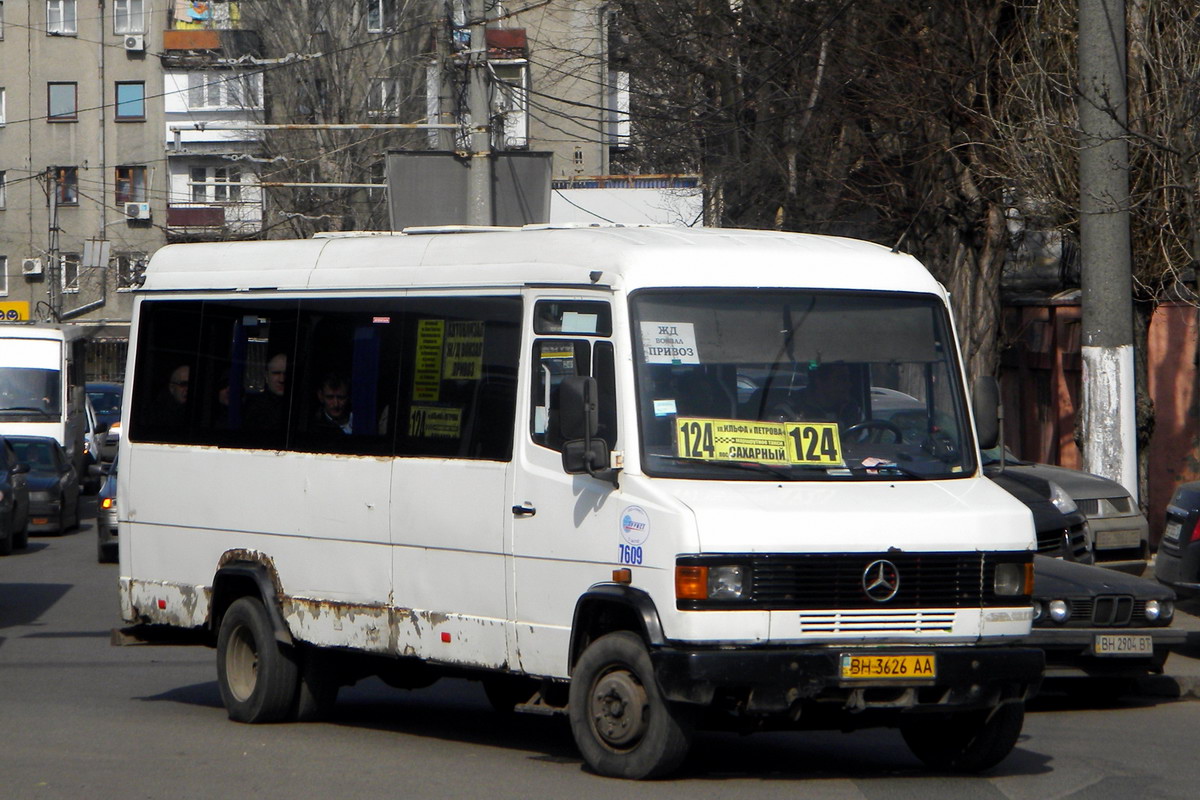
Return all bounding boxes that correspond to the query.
[238,0,438,237]
[612,0,1020,380]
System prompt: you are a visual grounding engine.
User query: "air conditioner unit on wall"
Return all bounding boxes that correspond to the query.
[124,34,145,52]
[124,202,152,220]
[21,258,43,277]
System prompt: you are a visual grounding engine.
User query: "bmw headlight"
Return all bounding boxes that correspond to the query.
[1145,599,1174,623]
[1048,481,1077,515]
[1048,599,1070,623]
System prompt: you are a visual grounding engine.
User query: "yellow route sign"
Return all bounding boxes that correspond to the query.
[675,417,843,466]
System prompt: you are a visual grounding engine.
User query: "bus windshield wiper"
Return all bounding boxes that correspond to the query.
[661,456,813,480]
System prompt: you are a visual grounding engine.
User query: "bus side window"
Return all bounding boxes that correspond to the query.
[531,339,590,451]
[530,339,617,453]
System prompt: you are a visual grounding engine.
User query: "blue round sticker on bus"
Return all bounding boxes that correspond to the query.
[620,506,650,546]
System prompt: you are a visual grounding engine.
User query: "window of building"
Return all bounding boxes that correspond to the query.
[114,251,147,290]
[492,63,529,149]
[48,82,77,121]
[114,0,144,33]
[0,256,8,296]
[367,78,400,118]
[0,86,6,124]
[47,0,76,34]
[115,166,147,204]
[53,167,78,205]
[1,2,5,39]
[61,252,80,293]
[187,71,262,110]
[366,0,388,33]
[0,170,6,208]
[115,82,145,120]
[190,166,242,203]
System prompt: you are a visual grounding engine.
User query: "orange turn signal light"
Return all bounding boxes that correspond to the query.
[675,566,708,600]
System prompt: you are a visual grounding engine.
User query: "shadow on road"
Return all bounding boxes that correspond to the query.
[132,674,1057,781]
[0,583,72,631]
[136,680,224,710]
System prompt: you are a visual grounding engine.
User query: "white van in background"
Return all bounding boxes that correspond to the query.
[116,226,1040,779]
[0,325,90,478]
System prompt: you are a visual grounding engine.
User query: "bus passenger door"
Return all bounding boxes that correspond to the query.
[508,296,622,678]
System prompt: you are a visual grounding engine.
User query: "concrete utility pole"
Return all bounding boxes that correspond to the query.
[1078,0,1136,497]
[465,0,493,225]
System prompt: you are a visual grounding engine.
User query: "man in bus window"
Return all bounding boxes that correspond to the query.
[314,373,352,434]
[149,364,189,427]
[244,353,287,430]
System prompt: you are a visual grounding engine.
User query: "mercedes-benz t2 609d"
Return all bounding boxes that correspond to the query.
[116,226,1040,779]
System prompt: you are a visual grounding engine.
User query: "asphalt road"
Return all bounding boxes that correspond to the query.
[2,508,1199,799]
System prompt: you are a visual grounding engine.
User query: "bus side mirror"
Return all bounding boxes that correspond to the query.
[559,375,618,486]
[559,375,598,441]
[563,439,611,476]
[973,376,1001,450]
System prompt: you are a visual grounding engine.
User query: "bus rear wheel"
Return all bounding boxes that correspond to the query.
[568,631,693,780]
[216,596,299,723]
[901,700,1025,772]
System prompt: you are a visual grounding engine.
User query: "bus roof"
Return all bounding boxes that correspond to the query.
[139,226,945,298]
[0,324,89,342]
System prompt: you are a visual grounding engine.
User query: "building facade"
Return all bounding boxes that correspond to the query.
[0,0,169,330]
[0,0,635,346]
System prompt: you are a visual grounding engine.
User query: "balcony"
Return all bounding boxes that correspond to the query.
[167,205,225,228]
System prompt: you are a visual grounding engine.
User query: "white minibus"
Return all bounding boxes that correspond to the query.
[0,325,90,476]
[117,226,1040,779]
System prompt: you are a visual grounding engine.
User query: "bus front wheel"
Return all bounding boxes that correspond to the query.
[568,631,693,780]
[901,700,1025,772]
[216,596,299,723]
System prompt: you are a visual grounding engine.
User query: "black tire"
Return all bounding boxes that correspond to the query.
[0,521,12,556]
[568,631,694,780]
[901,700,1025,772]
[12,517,28,550]
[292,646,339,722]
[97,539,117,564]
[216,596,300,723]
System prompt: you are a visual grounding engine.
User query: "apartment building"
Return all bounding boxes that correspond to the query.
[0,0,638,339]
[0,0,167,328]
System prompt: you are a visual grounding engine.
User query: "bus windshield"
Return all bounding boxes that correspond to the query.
[631,289,976,480]
[0,366,62,419]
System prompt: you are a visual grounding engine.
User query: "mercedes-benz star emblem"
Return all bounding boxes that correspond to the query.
[862,559,900,602]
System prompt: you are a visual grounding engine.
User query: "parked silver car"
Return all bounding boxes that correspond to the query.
[983,447,1148,572]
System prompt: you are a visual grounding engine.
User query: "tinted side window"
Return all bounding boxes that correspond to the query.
[392,296,522,461]
[130,295,520,462]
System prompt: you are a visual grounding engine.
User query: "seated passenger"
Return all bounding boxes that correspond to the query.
[243,353,288,430]
[314,373,353,434]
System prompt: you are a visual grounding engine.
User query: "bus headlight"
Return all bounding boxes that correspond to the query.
[993,561,1033,597]
[707,565,746,600]
[675,564,748,601]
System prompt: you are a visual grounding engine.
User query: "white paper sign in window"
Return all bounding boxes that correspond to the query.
[641,321,700,365]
